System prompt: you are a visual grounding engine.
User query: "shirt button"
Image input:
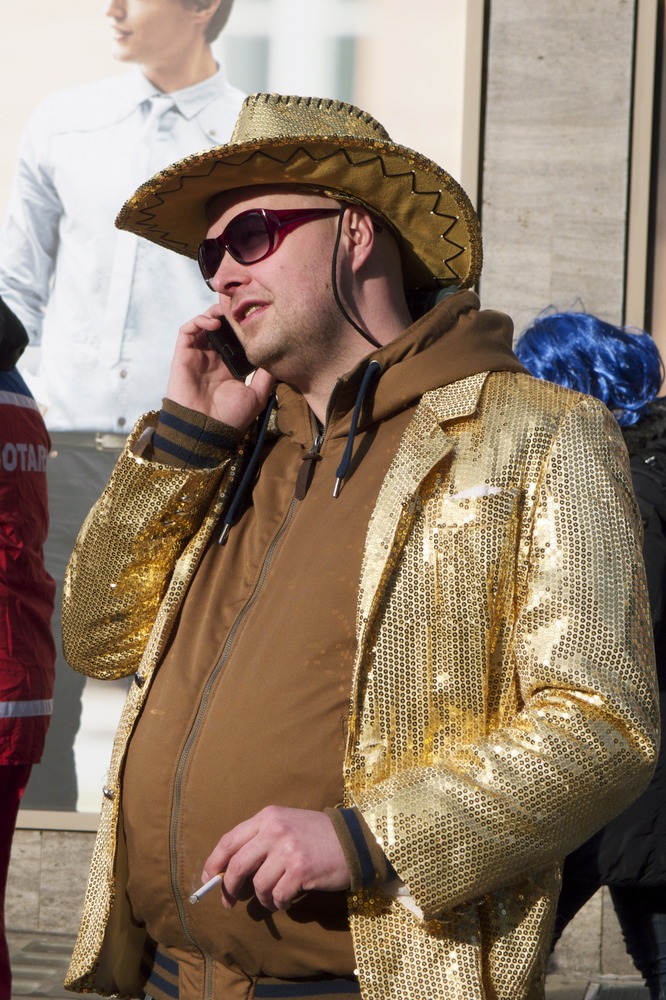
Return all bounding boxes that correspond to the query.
[118,417,126,427]
[120,369,128,378]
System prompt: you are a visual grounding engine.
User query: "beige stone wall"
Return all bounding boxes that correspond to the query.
[480,0,637,337]
[7,830,95,936]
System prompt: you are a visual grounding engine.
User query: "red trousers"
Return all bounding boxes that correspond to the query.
[0,764,32,1000]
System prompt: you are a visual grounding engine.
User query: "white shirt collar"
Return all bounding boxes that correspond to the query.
[132,62,234,120]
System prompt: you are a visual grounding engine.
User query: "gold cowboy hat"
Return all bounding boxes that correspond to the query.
[116,92,482,291]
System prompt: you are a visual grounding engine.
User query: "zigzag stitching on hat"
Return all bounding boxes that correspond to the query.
[130,146,467,277]
[326,149,467,270]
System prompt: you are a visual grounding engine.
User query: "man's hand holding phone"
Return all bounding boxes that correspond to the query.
[167,307,274,431]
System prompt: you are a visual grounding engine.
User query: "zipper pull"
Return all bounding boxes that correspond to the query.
[295,433,323,501]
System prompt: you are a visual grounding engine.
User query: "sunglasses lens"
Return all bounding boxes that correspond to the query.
[198,240,221,283]
[197,211,274,285]
[226,212,271,264]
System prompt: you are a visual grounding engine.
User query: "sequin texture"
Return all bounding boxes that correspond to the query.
[63,373,658,999]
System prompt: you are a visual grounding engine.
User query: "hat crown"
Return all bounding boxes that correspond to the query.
[117,91,482,291]
[231,93,393,145]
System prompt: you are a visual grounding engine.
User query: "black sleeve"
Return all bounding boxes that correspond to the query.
[631,453,666,686]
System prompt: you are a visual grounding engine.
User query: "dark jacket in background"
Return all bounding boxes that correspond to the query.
[587,400,666,886]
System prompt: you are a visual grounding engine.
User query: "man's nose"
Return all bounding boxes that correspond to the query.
[105,0,126,19]
[208,255,251,297]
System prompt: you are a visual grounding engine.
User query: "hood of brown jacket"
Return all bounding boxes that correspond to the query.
[274,289,527,447]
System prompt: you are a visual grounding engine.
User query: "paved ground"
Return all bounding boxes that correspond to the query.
[8,931,105,1000]
[8,929,651,999]
[544,972,650,1000]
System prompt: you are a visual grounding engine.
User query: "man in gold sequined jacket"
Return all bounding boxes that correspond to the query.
[62,94,659,1000]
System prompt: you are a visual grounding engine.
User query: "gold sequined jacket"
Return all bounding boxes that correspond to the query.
[63,364,658,999]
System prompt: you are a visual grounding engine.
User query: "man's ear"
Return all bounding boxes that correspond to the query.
[188,0,222,28]
[343,206,377,274]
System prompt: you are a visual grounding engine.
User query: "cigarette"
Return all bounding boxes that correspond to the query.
[189,871,225,904]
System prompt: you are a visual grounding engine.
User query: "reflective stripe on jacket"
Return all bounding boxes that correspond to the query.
[0,370,55,765]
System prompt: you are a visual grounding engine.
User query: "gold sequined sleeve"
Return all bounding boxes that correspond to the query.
[62,413,238,680]
[356,395,659,918]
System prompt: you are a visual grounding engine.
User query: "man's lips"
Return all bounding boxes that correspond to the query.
[232,301,268,325]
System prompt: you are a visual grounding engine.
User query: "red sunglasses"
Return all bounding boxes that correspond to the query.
[197,207,342,289]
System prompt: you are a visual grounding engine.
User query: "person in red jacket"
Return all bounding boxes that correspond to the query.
[0,296,55,998]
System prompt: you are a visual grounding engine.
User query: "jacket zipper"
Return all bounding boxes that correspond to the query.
[167,496,299,997]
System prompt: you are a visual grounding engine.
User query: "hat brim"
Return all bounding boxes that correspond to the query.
[116,136,482,291]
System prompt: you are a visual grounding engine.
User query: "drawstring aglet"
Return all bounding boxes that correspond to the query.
[331,360,382,500]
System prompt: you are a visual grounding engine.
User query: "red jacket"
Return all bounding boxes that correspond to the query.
[0,368,55,765]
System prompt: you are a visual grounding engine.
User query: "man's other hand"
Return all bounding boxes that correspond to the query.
[201,806,351,911]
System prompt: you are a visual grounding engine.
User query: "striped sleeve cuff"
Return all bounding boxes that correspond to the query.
[150,399,245,469]
[325,807,397,892]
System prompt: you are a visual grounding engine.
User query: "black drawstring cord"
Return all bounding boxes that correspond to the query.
[218,391,278,544]
[331,205,382,349]
[333,360,382,498]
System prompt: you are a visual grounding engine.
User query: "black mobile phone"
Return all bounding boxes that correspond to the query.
[205,317,255,381]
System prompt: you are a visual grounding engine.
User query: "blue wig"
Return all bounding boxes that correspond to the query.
[515,311,663,426]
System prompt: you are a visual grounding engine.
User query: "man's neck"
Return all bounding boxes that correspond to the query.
[301,310,413,424]
[141,45,217,95]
